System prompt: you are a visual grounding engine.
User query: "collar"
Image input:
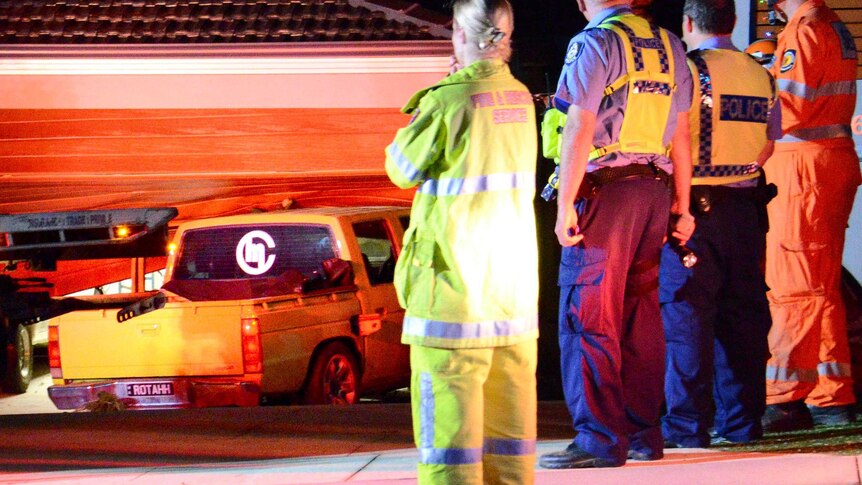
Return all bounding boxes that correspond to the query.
[401,59,509,113]
[695,35,738,52]
[787,0,824,27]
[586,5,633,29]
[441,58,507,86]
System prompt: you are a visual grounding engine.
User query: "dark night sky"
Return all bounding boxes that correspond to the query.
[412,0,686,94]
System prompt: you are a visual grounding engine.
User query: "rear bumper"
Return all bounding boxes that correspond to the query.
[48,378,261,410]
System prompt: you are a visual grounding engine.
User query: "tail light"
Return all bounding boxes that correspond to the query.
[241,317,262,373]
[111,224,145,240]
[48,326,62,379]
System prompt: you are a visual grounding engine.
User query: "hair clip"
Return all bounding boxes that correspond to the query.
[479,27,505,50]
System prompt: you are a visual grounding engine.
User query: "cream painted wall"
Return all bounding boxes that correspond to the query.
[732,0,752,50]
[846,90,862,281]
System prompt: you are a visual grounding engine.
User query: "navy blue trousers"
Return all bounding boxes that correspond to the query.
[660,187,772,446]
[558,178,670,464]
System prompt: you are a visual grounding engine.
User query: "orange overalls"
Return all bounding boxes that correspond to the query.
[764,0,861,407]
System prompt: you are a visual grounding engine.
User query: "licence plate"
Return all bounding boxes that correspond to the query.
[126,382,175,397]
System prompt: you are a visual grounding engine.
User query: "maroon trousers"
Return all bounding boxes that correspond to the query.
[558,177,671,463]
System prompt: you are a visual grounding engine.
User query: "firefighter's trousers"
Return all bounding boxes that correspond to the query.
[409,339,537,485]
[764,139,861,407]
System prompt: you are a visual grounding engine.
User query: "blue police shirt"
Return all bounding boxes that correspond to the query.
[554,6,693,174]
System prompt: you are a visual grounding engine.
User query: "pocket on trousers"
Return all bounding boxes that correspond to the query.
[774,239,826,297]
[558,246,606,286]
[558,247,607,334]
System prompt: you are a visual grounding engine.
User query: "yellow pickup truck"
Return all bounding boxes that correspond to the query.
[47,206,411,410]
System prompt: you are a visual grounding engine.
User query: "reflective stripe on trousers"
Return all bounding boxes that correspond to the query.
[410,339,537,485]
[402,315,538,342]
[777,124,852,143]
[766,363,853,382]
[764,142,860,407]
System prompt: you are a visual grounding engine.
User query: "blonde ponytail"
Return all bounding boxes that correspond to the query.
[452,0,514,61]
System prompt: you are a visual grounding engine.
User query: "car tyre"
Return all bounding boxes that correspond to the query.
[302,341,360,405]
[2,323,33,394]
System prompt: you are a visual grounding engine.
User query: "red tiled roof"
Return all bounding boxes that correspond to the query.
[0,0,452,44]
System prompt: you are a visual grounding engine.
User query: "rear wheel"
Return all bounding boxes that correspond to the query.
[302,342,360,405]
[2,323,33,394]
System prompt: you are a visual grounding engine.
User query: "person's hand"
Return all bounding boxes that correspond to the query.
[555,206,584,247]
[448,55,462,75]
[671,212,695,245]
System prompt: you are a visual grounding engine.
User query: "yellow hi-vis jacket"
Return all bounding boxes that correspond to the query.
[687,48,776,185]
[590,13,676,161]
[385,59,539,349]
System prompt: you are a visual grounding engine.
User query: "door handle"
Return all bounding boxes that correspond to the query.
[137,324,160,336]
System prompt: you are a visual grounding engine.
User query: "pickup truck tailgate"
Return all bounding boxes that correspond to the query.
[55,303,245,379]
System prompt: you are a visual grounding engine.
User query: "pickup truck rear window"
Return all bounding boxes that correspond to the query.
[173,224,336,281]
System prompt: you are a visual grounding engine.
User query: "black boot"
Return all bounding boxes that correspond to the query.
[539,442,623,469]
[762,400,814,432]
[808,404,857,427]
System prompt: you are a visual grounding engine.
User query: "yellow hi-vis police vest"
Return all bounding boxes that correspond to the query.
[687,49,776,185]
[590,14,676,161]
[384,59,539,349]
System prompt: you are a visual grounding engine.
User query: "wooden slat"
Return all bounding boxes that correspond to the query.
[0,108,407,138]
[0,172,413,225]
[753,0,862,9]
[755,25,783,38]
[826,0,862,9]
[756,24,862,44]
[834,10,862,22]
[755,2,862,22]
[753,0,862,79]
[0,108,409,175]
[754,16,862,31]
[0,134,395,171]
[0,106,418,228]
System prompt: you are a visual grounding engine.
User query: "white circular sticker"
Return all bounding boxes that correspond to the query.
[235,230,276,276]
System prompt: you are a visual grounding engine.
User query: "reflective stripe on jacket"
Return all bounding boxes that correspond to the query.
[385,59,539,349]
[588,13,676,161]
[688,48,776,185]
[771,0,857,143]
